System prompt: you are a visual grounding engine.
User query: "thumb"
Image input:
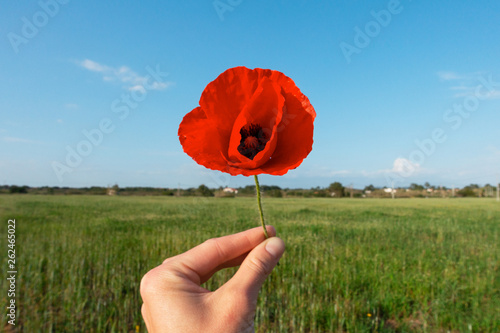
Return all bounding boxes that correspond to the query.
[225,237,285,300]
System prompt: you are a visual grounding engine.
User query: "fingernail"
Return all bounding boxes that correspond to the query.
[265,237,285,258]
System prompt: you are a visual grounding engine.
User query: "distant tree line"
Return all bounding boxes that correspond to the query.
[0,182,498,198]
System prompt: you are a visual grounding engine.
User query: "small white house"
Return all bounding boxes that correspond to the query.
[384,188,396,193]
[223,187,238,194]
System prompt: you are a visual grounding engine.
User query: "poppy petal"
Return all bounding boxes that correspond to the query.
[199,67,265,160]
[259,91,315,175]
[221,98,314,177]
[225,77,284,169]
[178,107,229,172]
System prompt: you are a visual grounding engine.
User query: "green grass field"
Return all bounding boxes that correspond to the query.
[1,195,499,332]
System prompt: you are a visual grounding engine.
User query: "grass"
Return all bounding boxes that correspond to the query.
[0,195,499,332]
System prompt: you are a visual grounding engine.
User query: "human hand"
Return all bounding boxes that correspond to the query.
[140,226,285,333]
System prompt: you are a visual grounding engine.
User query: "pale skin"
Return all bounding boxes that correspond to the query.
[140,226,285,333]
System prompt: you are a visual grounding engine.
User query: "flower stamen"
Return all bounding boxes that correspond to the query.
[238,123,268,160]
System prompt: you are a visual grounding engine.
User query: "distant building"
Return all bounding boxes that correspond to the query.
[223,187,238,194]
[384,188,396,193]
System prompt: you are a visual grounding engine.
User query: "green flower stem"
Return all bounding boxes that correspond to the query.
[254,175,269,239]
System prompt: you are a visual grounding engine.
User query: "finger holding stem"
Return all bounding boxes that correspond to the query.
[254,175,269,239]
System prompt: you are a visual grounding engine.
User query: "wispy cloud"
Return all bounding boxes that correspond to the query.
[3,136,43,144]
[302,166,351,178]
[298,158,426,180]
[76,59,173,92]
[391,157,421,174]
[437,71,462,81]
[359,158,427,178]
[438,71,500,100]
[437,70,484,81]
[80,59,109,72]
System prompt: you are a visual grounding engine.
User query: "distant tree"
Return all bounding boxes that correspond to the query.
[286,189,305,197]
[89,186,107,195]
[261,185,281,192]
[162,189,174,196]
[328,182,345,197]
[364,184,375,192]
[410,183,424,191]
[9,185,28,194]
[239,185,256,195]
[313,190,329,197]
[197,184,214,197]
[483,184,494,197]
[458,186,477,197]
[181,188,196,196]
[268,189,283,198]
[424,182,431,189]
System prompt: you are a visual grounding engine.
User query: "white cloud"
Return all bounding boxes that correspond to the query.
[129,85,146,93]
[3,136,43,144]
[437,70,484,81]
[392,157,420,174]
[357,158,422,177]
[77,59,172,91]
[439,71,500,100]
[148,81,171,90]
[437,71,462,81]
[80,59,110,72]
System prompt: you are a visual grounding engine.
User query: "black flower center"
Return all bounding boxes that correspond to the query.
[237,123,268,160]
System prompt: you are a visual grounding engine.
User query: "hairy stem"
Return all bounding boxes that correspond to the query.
[254,175,268,239]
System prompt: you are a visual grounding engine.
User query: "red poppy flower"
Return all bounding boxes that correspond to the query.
[178,66,316,176]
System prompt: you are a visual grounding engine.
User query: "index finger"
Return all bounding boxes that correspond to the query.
[164,225,276,285]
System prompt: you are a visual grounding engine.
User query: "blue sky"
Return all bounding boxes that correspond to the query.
[1,0,499,189]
